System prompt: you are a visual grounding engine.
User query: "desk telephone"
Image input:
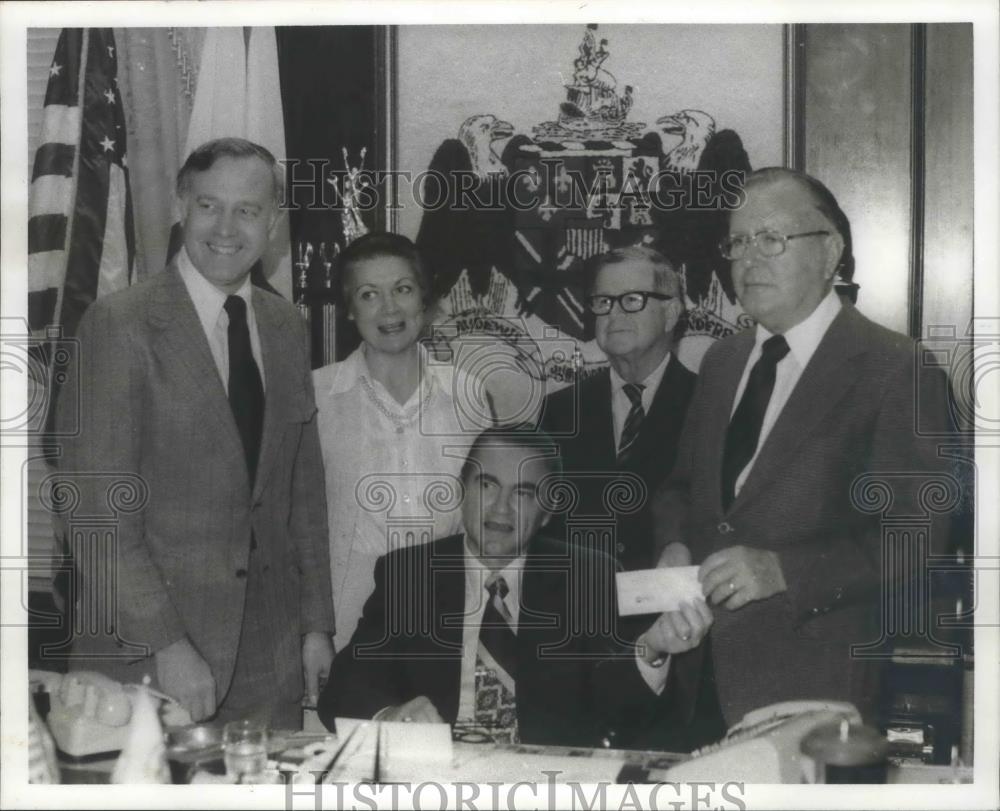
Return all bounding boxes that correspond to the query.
[29,670,191,758]
[661,700,862,783]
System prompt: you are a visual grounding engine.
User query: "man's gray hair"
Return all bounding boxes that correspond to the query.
[584,245,683,300]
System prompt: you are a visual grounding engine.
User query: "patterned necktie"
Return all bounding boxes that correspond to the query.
[720,334,790,510]
[224,295,264,483]
[617,382,646,463]
[475,574,518,742]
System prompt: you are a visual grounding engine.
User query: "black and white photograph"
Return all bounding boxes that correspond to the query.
[1,1,997,809]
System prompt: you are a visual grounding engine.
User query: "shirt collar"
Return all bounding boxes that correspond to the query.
[754,287,842,367]
[463,537,524,627]
[176,246,254,333]
[608,349,672,396]
[326,342,441,397]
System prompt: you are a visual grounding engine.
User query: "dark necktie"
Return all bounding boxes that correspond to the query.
[224,295,264,483]
[720,334,790,511]
[475,574,518,741]
[479,576,517,681]
[617,382,646,463]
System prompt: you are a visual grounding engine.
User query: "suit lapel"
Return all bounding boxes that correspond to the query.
[430,536,469,719]
[515,550,545,670]
[251,289,302,501]
[732,306,869,509]
[581,371,616,468]
[146,266,245,468]
[623,355,689,473]
[708,332,756,513]
[514,537,577,661]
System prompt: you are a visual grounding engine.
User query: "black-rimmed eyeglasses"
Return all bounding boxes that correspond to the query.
[719,229,831,260]
[586,291,674,316]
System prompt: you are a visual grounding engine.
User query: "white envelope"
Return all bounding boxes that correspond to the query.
[615,566,705,616]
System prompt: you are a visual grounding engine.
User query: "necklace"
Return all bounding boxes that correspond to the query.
[361,374,434,434]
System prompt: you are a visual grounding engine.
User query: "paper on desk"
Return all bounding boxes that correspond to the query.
[616,566,704,616]
[451,745,626,784]
[324,718,452,783]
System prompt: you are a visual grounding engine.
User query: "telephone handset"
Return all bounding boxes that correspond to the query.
[661,700,862,784]
[725,699,862,742]
[29,669,192,758]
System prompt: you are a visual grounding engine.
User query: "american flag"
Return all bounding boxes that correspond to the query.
[28,28,135,338]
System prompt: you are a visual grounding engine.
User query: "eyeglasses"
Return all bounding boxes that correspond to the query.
[719,229,831,260]
[585,291,674,316]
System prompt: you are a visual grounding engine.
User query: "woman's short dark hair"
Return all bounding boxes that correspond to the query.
[336,232,433,311]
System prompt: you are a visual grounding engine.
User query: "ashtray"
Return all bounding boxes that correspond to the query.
[166,723,223,755]
[165,724,226,783]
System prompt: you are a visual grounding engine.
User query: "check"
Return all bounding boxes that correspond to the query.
[615,567,705,616]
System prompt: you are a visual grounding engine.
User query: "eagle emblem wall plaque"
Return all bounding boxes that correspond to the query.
[415,24,757,420]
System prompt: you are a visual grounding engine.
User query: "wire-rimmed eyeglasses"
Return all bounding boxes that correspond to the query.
[719,229,831,260]
[585,291,674,316]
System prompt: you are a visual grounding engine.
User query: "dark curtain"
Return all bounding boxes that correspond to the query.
[276,26,384,363]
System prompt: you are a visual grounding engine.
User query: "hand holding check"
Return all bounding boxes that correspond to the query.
[624,542,787,664]
[618,546,713,663]
[699,545,787,610]
[638,600,713,662]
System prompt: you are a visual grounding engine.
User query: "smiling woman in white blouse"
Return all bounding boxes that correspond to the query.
[313,233,494,652]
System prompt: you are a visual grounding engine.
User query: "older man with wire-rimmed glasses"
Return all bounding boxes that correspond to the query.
[642,167,967,730]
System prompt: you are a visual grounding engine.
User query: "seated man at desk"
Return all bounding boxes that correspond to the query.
[318,426,661,748]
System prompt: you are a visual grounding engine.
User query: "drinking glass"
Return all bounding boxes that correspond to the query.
[222,718,269,782]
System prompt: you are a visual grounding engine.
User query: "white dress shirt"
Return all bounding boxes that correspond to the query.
[456,540,524,723]
[176,247,266,392]
[730,288,842,496]
[608,350,672,452]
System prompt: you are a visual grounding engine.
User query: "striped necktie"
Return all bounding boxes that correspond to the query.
[617,382,646,463]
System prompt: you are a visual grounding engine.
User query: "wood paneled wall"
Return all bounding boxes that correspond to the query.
[801,23,973,342]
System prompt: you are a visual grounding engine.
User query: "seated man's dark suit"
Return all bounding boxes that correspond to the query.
[319,534,663,748]
[539,356,696,572]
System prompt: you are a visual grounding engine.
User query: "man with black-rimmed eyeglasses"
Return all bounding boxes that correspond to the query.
[539,246,724,752]
[541,246,697,575]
